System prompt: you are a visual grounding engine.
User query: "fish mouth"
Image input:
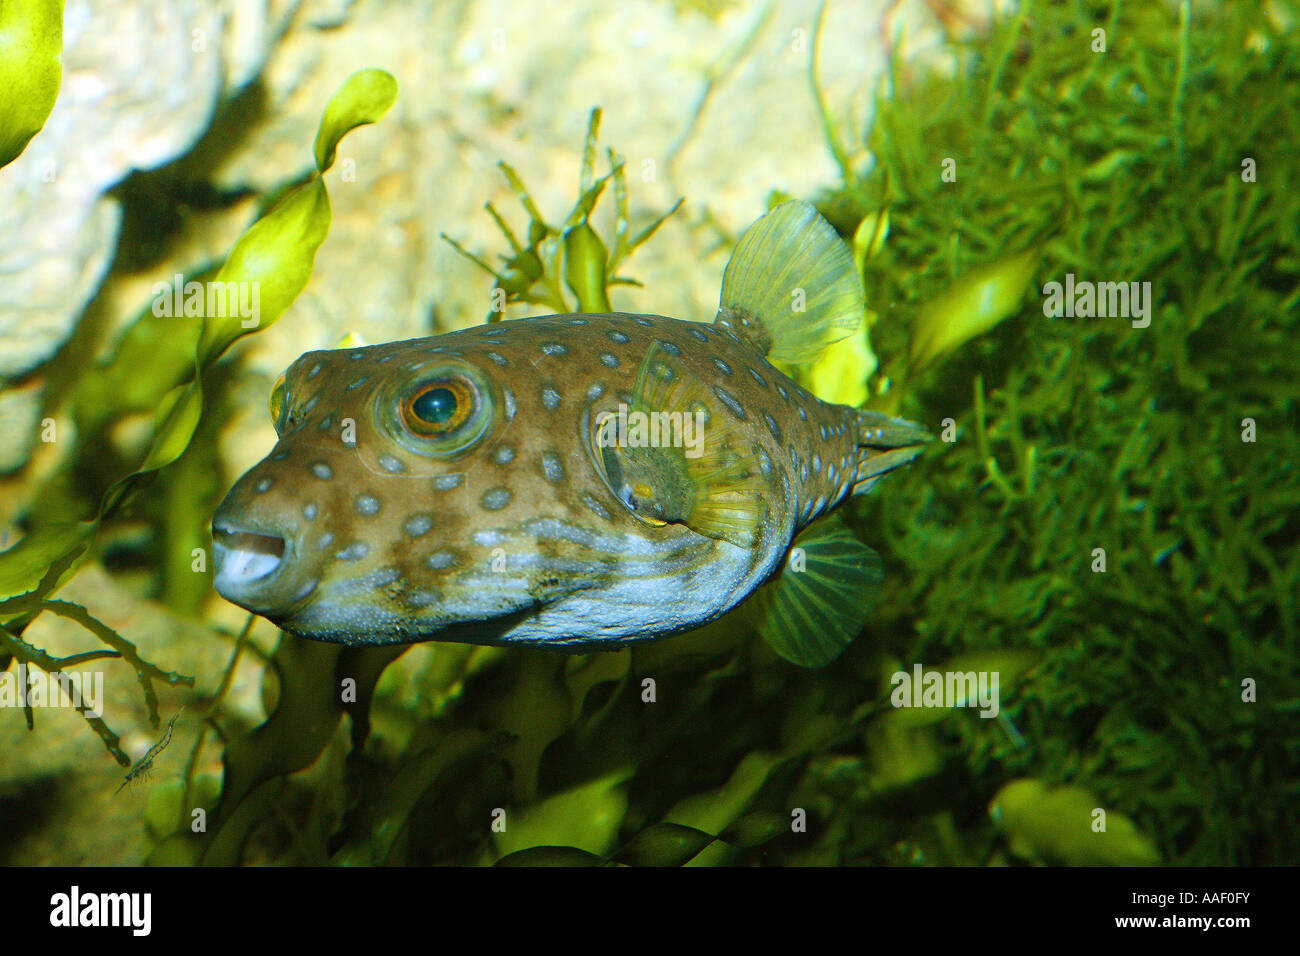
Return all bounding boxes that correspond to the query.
[212,520,293,609]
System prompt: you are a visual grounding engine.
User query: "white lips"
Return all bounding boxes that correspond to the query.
[214,540,282,587]
[212,525,289,599]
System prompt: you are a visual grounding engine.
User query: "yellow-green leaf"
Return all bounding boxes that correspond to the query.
[492,769,631,860]
[139,378,204,473]
[493,846,603,866]
[0,520,93,604]
[990,778,1161,866]
[313,68,399,173]
[798,321,878,407]
[72,297,205,436]
[201,69,398,364]
[0,0,63,168]
[852,208,889,277]
[333,331,368,349]
[883,649,1041,728]
[611,822,716,867]
[666,752,778,832]
[563,221,612,313]
[198,179,331,364]
[910,247,1039,372]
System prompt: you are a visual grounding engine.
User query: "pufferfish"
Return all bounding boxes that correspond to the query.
[212,201,932,666]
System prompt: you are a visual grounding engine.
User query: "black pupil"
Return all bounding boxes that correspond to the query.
[412,386,458,425]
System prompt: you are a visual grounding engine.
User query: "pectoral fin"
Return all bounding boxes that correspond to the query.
[744,512,883,667]
[599,343,768,548]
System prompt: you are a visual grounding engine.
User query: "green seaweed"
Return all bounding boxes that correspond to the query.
[827,0,1299,865]
[443,107,683,320]
[0,69,399,759]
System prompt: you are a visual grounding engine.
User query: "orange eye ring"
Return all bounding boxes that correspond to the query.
[378,362,497,463]
[402,378,475,436]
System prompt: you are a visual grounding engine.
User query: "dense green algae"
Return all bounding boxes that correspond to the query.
[837,0,1300,864]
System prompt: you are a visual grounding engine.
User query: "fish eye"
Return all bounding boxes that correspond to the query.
[269,372,288,433]
[412,387,457,423]
[402,378,474,436]
[375,362,498,466]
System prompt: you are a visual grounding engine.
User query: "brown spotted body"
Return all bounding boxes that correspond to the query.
[214,313,889,648]
[212,200,931,661]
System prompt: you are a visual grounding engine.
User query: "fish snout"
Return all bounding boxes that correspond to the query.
[211,468,313,615]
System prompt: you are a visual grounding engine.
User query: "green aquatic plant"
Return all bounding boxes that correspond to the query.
[818,0,1300,864]
[443,107,683,319]
[989,777,1160,866]
[1,69,398,763]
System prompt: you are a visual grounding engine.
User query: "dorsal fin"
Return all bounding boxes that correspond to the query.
[716,200,864,363]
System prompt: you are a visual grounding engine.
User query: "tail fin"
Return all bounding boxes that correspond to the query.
[716,200,863,364]
[850,408,933,496]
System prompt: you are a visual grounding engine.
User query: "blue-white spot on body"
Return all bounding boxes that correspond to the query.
[404,514,434,537]
[482,488,512,511]
[713,385,746,421]
[541,452,565,484]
